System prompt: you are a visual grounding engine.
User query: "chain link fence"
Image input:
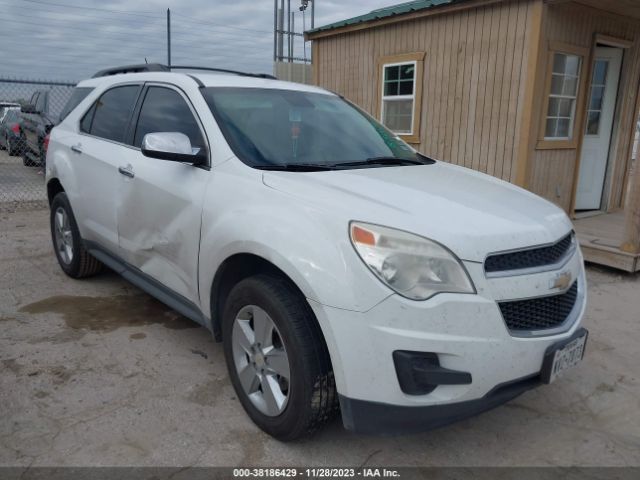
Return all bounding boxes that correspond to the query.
[0,78,76,211]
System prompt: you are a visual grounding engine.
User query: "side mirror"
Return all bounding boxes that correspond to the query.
[141,132,207,165]
[21,104,39,114]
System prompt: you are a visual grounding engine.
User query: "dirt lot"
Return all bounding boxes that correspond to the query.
[0,208,639,467]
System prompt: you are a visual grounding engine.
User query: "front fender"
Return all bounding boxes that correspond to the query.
[198,175,392,318]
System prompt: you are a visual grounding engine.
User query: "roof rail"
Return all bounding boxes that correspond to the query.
[170,66,277,80]
[92,63,277,80]
[93,63,169,78]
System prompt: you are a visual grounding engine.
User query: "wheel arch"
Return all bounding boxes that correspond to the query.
[209,253,312,342]
[47,178,65,206]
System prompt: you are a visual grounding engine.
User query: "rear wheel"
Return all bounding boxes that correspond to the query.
[7,136,16,156]
[222,274,338,441]
[50,192,103,278]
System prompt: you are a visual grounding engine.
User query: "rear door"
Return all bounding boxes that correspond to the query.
[71,84,142,253]
[116,84,210,304]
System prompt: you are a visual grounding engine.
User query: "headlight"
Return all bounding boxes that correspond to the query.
[349,222,476,300]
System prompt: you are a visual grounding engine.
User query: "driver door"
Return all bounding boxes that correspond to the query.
[116,84,210,304]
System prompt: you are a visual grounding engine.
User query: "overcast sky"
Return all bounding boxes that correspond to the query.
[0,0,393,81]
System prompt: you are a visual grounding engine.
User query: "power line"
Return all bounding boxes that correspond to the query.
[0,10,267,41]
[171,11,272,35]
[20,0,162,18]
[9,0,273,38]
[0,0,162,23]
[0,15,271,46]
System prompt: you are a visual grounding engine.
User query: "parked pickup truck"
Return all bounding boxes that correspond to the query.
[45,64,588,441]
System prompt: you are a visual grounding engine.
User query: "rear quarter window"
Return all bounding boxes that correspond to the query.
[59,87,94,122]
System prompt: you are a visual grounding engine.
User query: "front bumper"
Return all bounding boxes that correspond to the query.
[308,250,587,433]
[339,374,541,435]
[340,326,588,434]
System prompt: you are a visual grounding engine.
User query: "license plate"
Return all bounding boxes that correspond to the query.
[541,329,588,384]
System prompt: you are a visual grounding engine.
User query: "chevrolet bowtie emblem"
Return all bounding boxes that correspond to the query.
[551,271,572,291]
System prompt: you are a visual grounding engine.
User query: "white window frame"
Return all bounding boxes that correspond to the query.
[544,53,582,141]
[537,43,589,150]
[380,60,417,136]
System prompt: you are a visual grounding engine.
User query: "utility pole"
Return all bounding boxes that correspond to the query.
[273,0,278,61]
[167,8,171,67]
[273,1,313,64]
[287,0,292,62]
[291,12,295,62]
[311,0,315,29]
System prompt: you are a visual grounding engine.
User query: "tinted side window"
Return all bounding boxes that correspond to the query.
[134,87,204,149]
[90,86,140,143]
[60,87,94,121]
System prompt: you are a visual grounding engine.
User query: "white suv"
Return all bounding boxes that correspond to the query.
[46,64,588,440]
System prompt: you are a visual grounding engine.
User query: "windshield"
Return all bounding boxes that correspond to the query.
[202,87,429,169]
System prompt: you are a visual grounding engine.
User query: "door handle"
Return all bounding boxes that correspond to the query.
[70,144,82,154]
[118,165,135,178]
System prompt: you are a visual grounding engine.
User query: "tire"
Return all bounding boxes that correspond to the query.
[222,274,338,441]
[7,137,15,156]
[8,137,21,157]
[50,192,103,278]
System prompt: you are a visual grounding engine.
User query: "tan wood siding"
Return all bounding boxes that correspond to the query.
[528,1,640,212]
[312,0,535,183]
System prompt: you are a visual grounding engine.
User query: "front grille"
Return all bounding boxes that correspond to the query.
[485,233,574,274]
[498,281,578,332]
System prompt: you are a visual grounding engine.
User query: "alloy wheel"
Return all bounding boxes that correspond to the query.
[231,305,291,417]
[54,207,74,265]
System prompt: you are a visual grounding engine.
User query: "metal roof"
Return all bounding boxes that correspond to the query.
[306,0,469,35]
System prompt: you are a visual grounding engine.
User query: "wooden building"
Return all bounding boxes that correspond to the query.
[306,0,640,272]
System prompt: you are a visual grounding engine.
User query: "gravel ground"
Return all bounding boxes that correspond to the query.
[0,208,639,467]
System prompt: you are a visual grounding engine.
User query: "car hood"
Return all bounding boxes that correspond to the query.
[262,162,572,262]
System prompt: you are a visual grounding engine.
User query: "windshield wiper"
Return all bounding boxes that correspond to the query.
[254,163,338,172]
[334,155,434,168]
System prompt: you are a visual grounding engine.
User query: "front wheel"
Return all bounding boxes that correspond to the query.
[50,192,103,278]
[222,274,338,441]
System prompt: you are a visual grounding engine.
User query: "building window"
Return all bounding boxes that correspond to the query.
[585,59,609,136]
[382,62,416,135]
[537,43,590,150]
[544,52,582,140]
[378,52,425,144]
